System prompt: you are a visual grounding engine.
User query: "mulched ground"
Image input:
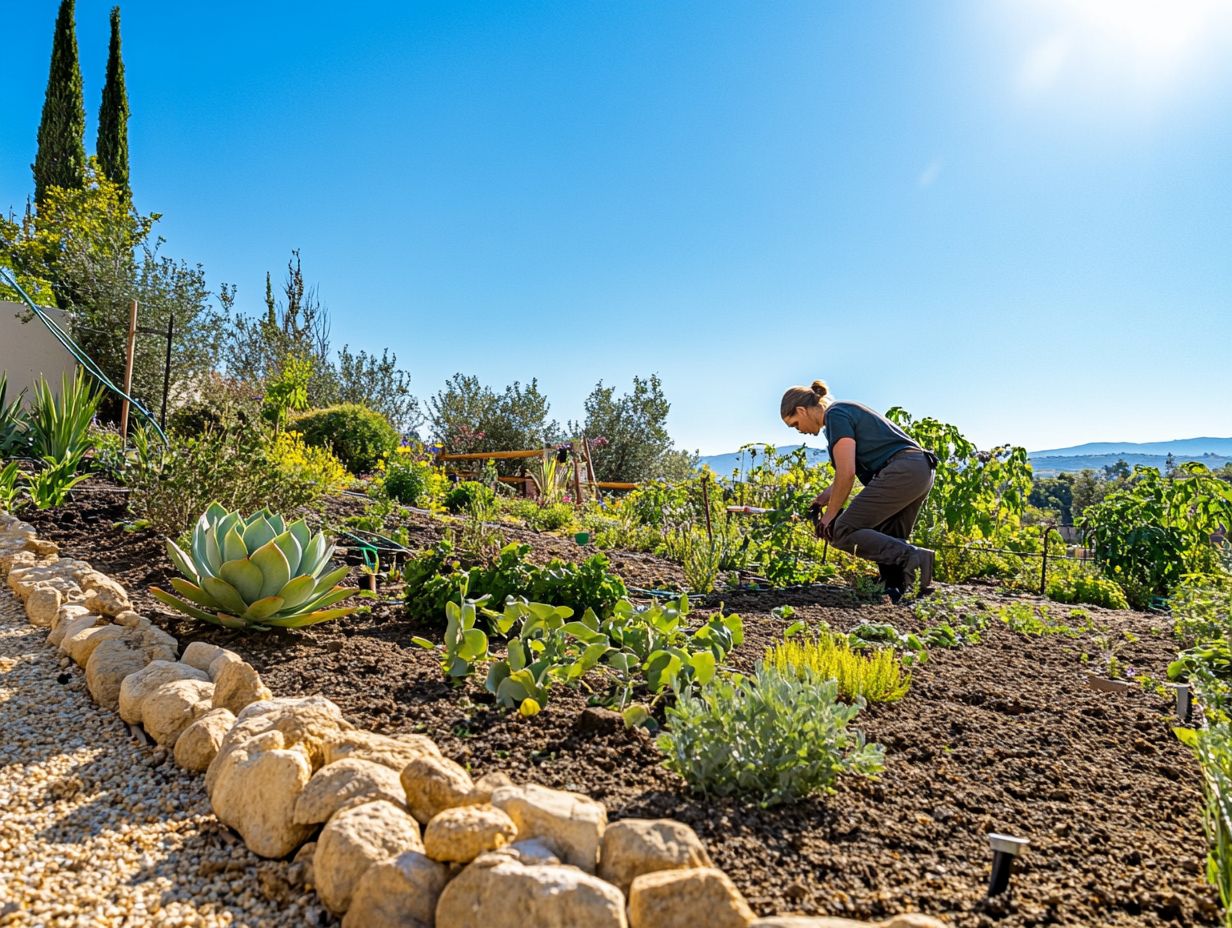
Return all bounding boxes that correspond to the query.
[26,479,1222,927]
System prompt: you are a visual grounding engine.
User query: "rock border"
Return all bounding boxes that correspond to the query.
[0,510,948,928]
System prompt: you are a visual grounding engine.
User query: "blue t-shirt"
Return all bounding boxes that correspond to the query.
[823,401,919,484]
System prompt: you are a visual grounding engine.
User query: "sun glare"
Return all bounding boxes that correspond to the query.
[1014,0,1232,97]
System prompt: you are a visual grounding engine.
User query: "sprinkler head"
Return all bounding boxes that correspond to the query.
[987,833,1029,898]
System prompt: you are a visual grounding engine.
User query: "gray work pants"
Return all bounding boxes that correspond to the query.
[831,449,934,570]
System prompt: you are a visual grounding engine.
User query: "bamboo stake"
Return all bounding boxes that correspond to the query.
[118,299,138,441]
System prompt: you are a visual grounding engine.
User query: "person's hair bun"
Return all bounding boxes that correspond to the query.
[810,379,828,398]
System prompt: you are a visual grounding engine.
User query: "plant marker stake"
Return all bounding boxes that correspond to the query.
[987,833,1029,897]
[1173,682,1191,723]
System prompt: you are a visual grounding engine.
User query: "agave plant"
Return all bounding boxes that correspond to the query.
[151,503,360,629]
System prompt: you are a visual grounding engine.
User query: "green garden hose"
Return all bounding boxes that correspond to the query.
[0,265,167,443]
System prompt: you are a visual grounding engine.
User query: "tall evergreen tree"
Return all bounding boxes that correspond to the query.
[96,6,131,203]
[32,0,86,208]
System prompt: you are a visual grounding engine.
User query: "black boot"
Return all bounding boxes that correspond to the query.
[879,563,904,604]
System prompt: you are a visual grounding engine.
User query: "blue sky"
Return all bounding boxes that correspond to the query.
[3,0,1230,455]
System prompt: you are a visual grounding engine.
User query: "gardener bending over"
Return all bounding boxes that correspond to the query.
[780,380,937,602]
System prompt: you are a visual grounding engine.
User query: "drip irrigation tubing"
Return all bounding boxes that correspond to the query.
[0,265,167,444]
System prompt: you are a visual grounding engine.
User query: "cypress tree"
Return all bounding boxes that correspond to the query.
[32,0,86,208]
[96,6,131,203]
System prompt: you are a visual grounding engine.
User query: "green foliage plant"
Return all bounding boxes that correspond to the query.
[415,592,742,719]
[151,503,360,629]
[996,602,1090,637]
[1081,464,1232,605]
[380,452,446,507]
[24,455,91,509]
[263,354,313,433]
[403,541,628,625]
[766,630,910,703]
[445,480,496,514]
[0,461,25,510]
[1174,722,1232,927]
[1045,563,1129,610]
[0,374,31,457]
[292,403,400,474]
[28,370,101,462]
[656,665,884,806]
[123,422,330,537]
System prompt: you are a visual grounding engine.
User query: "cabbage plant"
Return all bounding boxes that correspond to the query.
[151,503,360,629]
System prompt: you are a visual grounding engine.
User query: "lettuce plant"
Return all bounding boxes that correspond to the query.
[151,503,360,629]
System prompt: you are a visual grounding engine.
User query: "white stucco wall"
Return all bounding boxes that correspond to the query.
[0,301,77,403]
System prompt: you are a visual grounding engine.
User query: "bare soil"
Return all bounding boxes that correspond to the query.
[27,478,1221,927]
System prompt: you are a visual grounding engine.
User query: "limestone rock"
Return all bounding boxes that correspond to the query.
[114,609,151,630]
[401,755,474,824]
[491,783,606,873]
[424,803,517,863]
[315,800,424,914]
[212,659,273,714]
[140,625,179,663]
[143,678,216,746]
[208,648,244,680]
[628,868,755,928]
[118,660,209,725]
[47,604,93,647]
[599,818,713,893]
[324,729,443,771]
[174,707,236,773]
[294,758,407,825]
[65,623,129,668]
[210,733,315,858]
[80,571,130,616]
[218,695,354,773]
[51,610,104,651]
[85,638,147,710]
[467,770,514,805]
[343,850,449,928]
[491,837,563,866]
[181,640,226,674]
[435,853,627,928]
[26,586,62,627]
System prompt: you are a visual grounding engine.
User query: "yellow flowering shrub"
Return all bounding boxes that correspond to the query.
[272,430,351,493]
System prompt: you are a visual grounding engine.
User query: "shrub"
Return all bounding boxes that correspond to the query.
[1046,566,1129,610]
[765,631,910,702]
[271,430,351,494]
[124,423,332,536]
[292,403,399,474]
[381,455,446,507]
[657,665,884,806]
[445,480,495,514]
[503,497,576,532]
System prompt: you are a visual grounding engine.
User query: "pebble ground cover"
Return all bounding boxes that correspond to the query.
[19,479,1222,927]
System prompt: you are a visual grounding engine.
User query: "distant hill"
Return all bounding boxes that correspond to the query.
[1031,437,1232,458]
[697,444,827,476]
[1029,452,1232,476]
[698,437,1232,478]
[1029,437,1232,476]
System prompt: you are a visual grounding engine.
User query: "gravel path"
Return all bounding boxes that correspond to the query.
[0,590,336,927]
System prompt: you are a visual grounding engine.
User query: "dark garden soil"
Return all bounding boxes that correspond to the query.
[29,478,1221,928]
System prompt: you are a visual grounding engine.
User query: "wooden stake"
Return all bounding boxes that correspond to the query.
[118,299,138,441]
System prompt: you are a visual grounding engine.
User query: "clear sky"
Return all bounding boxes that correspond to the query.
[3,0,1231,455]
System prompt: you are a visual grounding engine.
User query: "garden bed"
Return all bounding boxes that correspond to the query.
[28,479,1221,927]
